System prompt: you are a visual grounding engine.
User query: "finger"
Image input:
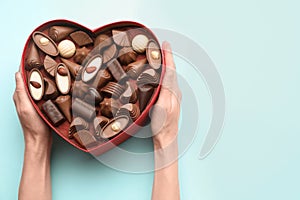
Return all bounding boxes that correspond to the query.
[15,72,26,92]
[162,41,176,70]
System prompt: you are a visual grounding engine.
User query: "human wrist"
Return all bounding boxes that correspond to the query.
[24,132,52,156]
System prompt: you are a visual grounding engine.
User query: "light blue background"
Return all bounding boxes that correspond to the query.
[1,0,300,199]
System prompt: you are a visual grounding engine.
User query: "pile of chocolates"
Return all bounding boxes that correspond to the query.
[24,23,162,149]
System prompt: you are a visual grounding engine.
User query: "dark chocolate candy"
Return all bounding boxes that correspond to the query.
[25,43,42,70]
[60,58,83,79]
[136,68,160,87]
[32,31,59,56]
[112,30,130,47]
[73,47,91,64]
[92,69,112,89]
[72,98,96,121]
[70,31,93,46]
[55,95,72,122]
[138,85,154,111]
[116,103,140,122]
[44,77,59,100]
[84,88,103,105]
[99,98,119,118]
[146,40,162,70]
[49,26,76,42]
[93,116,109,137]
[73,130,97,148]
[103,44,118,63]
[100,115,130,139]
[107,59,128,82]
[125,58,147,79]
[120,82,137,104]
[101,82,125,98]
[44,55,57,77]
[69,117,89,138]
[118,47,137,65]
[42,100,65,126]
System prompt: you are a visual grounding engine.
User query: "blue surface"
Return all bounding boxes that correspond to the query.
[1,0,300,199]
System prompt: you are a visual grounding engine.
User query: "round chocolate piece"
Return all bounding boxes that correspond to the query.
[146,40,162,69]
[58,40,76,58]
[132,34,149,53]
[81,55,102,83]
[28,69,44,101]
[100,115,130,139]
[32,31,59,56]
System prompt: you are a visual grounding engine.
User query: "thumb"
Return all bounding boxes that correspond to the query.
[15,72,28,98]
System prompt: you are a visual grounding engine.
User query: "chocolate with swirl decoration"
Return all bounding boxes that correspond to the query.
[49,26,76,42]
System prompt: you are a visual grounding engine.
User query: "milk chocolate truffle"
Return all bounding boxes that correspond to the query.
[58,40,76,58]
[93,116,109,137]
[132,34,149,53]
[120,82,137,104]
[44,55,57,77]
[125,58,147,79]
[32,31,59,56]
[117,103,140,122]
[25,44,42,70]
[100,115,130,139]
[72,98,96,121]
[81,54,102,83]
[112,30,130,47]
[94,34,113,51]
[44,77,59,100]
[138,85,154,111]
[118,47,137,65]
[42,100,65,126]
[55,95,72,122]
[107,59,128,82]
[101,82,125,98]
[69,117,89,138]
[55,63,71,94]
[70,31,93,46]
[146,40,162,69]
[49,26,76,42]
[73,130,97,148]
[73,47,91,64]
[72,81,89,98]
[84,88,103,105]
[103,44,118,63]
[28,69,44,101]
[99,98,119,118]
[136,68,160,87]
[60,58,83,78]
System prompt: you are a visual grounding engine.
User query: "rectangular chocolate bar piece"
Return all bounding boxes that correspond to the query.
[42,100,65,126]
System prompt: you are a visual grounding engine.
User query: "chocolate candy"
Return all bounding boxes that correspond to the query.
[58,40,76,58]
[70,31,93,46]
[100,115,130,139]
[73,47,91,64]
[93,116,109,137]
[55,95,72,122]
[117,103,140,122]
[120,82,137,104]
[99,98,119,118]
[72,98,96,121]
[137,68,160,87]
[72,80,89,98]
[73,130,97,148]
[101,82,125,98]
[103,44,118,63]
[42,100,65,126]
[118,47,137,65]
[55,63,71,94]
[94,34,113,51]
[81,54,102,82]
[44,55,57,77]
[84,88,103,105]
[32,31,59,56]
[125,58,147,79]
[49,26,76,42]
[138,85,154,111]
[112,30,130,47]
[107,59,128,82]
[92,69,112,89]
[28,69,44,101]
[69,117,89,138]
[60,58,82,78]
[132,34,149,53]
[146,40,162,69]
[44,77,59,100]
[25,44,42,70]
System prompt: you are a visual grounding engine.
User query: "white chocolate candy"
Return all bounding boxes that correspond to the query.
[55,63,71,94]
[58,40,76,58]
[81,55,102,83]
[28,69,44,101]
[132,34,149,53]
[39,37,49,46]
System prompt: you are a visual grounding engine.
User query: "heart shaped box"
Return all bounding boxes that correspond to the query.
[20,19,165,156]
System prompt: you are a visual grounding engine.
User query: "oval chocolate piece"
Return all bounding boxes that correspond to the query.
[146,40,162,70]
[32,31,59,56]
[55,63,71,94]
[100,115,130,139]
[28,69,44,101]
[81,55,102,82]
